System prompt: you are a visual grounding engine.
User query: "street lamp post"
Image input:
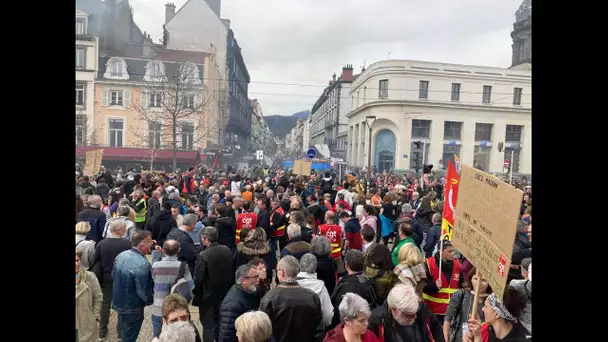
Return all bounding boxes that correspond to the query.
[365,115,377,183]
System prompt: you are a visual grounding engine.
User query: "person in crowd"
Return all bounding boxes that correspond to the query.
[193,227,234,342]
[131,189,148,230]
[296,253,334,328]
[76,222,96,270]
[331,250,377,327]
[443,267,492,342]
[394,243,427,299]
[312,236,338,295]
[214,204,237,251]
[235,311,275,342]
[368,283,445,342]
[112,230,154,342]
[76,194,107,243]
[147,190,162,221]
[324,293,380,342]
[158,321,197,342]
[236,201,258,245]
[340,210,363,253]
[280,223,311,260]
[361,224,376,252]
[423,213,443,257]
[146,201,178,262]
[151,240,194,339]
[464,288,529,342]
[172,204,185,226]
[92,220,131,341]
[151,294,201,342]
[391,220,416,266]
[363,244,395,306]
[260,255,323,342]
[509,261,532,336]
[166,213,199,274]
[104,205,137,240]
[219,264,264,342]
[76,249,103,342]
[357,206,376,245]
[423,240,462,324]
[235,228,274,279]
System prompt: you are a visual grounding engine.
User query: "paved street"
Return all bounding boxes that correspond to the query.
[106,305,203,341]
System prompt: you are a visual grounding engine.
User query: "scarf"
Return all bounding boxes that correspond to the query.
[394,263,427,287]
[75,272,82,290]
[488,293,517,323]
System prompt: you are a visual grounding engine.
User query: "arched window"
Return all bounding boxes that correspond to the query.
[144,61,166,82]
[180,62,201,85]
[104,57,129,80]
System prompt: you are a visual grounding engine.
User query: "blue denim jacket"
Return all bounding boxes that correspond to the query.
[112,248,154,314]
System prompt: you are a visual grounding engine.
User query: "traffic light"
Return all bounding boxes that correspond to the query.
[423,164,433,174]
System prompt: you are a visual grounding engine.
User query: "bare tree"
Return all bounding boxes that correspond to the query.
[131,59,215,170]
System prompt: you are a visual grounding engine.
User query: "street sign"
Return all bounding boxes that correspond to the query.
[480,140,488,147]
[504,159,510,168]
[256,150,264,160]
[306,148,316,159]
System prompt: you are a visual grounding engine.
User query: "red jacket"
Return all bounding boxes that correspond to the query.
[236,212,257,245]
[324,323,379,342]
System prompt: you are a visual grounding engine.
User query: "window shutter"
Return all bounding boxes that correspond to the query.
[123,90,131,108]
[101,89,108,106]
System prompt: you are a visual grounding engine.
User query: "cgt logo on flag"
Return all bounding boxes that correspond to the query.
[497,254,508,277]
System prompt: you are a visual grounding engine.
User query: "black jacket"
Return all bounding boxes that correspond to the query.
[192,242,234,309]
[145,210,178,247]
[217,284,259,342]
[166,228,199,274]
[215,216,236,250]
[369,300,445,342]
[76,208,107,243]
[146,197,160,220]
[256,209,271,237]
[330,273,377,327]
[315,253,337,295]
[91,236,132,286]
[260,283,322,342]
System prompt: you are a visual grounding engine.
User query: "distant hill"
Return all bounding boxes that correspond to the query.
[265,110,310,137]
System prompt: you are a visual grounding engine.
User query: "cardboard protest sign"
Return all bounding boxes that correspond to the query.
[293,160,312,176]
[452,165,523,300]
[83,149,104,177]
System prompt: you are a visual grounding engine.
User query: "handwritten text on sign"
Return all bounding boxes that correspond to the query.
[453,216,510,299]
[455,166,523,258]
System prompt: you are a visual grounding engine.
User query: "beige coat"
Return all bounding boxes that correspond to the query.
[76,270,103,342]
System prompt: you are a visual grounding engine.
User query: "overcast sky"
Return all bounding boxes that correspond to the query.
[130,0,525,116]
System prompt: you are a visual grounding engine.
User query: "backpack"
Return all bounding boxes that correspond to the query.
[171,262,192,302]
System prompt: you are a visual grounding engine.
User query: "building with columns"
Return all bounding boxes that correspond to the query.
[346,59,531,174]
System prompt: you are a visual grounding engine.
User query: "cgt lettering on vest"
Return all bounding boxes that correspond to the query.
[473,172,499,189]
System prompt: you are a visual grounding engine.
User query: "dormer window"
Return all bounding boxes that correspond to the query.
[76,17,87,35]
[104,57,130,80]
[180,62,202,85]
[144,61,167,82]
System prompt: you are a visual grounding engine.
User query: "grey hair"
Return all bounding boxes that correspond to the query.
[299,253,317,274]
[158,321,196,342]
[339,292,371,321]
[109,220,126,233]
[208,186,216,193]
[168,192,179,200]
[235,264,256,284]
[117,205,131,217]
[88,195,102,208]
[287,223,301,239]
[118,198,130,206]
[201,226,218,242]
[182,213,197,227]
[311,236,331,256]
[387,283,419,314]
[278,255,300,278]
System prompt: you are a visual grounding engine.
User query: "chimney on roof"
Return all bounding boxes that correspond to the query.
[342,64,354,81]
[332,73,336,82]
[165,3,176,25]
